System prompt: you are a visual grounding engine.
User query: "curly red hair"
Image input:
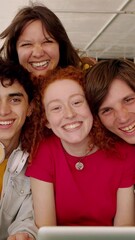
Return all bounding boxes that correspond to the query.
[29,65,119,161]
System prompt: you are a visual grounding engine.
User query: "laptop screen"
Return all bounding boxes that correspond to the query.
[38,226,135,240]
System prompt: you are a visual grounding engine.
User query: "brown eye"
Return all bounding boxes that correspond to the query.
[101,108,112,115]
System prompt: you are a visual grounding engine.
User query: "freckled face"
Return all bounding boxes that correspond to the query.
[98,78,135,144]
[16,20,60,77]
[43,79,93,148]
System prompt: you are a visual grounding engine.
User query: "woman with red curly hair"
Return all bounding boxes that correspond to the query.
[26,66,135,227]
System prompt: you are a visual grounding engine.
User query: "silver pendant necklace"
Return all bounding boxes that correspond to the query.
[75,161,84,170]
[75,151,90,170]
[75,144,94,171]
[63,143,94,171]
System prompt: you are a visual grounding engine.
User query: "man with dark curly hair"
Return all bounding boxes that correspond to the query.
[0,58,37,240]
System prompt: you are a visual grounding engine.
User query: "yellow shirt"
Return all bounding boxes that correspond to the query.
[0,159,8,195]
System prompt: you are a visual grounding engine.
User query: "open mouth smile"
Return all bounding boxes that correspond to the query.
[120,122,135,133]
[31,60,49,68]
[0,120,14,128]
[63,122,82,131]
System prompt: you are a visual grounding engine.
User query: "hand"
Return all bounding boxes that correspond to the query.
[7,232,34,240]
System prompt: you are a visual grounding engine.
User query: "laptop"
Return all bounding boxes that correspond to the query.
[38,226,135,240]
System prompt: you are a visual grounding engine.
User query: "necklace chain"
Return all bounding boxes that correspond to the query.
[75,144,94,170]
[63,143,94,171]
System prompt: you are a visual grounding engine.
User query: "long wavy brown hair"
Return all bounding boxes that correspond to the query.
[0,3,80,68]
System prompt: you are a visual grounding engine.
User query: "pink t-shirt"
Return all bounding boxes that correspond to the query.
[26,135,135,226]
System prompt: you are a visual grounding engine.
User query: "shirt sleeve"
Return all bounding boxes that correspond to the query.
[118,143,135,188]
[25,139,54,183]
[8,193,38,239]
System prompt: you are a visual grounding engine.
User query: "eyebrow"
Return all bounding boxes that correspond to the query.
[17,39,30,43]
[46,93,85,107]
[98,93,135,113]
[8,93,24,97]
[98,106,110,112]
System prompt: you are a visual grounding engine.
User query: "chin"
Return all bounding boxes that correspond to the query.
[120,135,135,144]
[124,139,135,144]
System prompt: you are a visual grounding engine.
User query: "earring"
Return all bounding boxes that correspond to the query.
[0,142,5,164]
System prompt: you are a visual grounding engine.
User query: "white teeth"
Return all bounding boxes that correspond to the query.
[64,122,80,130]
[0,121,13,125]
[121,123,135,132]
[31,60,49,67]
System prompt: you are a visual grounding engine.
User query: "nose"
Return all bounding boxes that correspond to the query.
[64,105,76,119]
[0,102,11,116]
[32,44,45,58]
[115,107,129,123]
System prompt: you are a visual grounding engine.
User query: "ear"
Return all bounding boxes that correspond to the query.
[27,102,34,117]
[45,121,51,129]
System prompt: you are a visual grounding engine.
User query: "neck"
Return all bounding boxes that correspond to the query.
[61,137,92,157]
[1,137,20,159]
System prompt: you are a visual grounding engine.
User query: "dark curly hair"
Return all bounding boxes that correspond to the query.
[0,58,38,154]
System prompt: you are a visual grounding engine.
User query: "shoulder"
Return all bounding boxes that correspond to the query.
[26,135,62,179]
[115,142,135,175]
[40,134,60,146]
[31,134,62,163]
[36,134,60,151]
[115,142,135,157]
